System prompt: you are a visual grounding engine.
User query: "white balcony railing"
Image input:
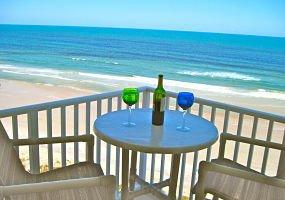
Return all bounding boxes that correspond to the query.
[0,86,284,199]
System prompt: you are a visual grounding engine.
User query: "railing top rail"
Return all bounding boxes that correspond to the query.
[0,85,284,123]
[0,86,150,118]
[146,87,285,124]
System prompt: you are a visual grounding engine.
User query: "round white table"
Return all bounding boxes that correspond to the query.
[94,109,218,200]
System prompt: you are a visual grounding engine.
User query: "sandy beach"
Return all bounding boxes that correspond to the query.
[0,79,284,197]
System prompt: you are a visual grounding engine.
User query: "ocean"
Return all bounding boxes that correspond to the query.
[0,24,285,101]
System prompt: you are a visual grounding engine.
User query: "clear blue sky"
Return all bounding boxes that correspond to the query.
[1,0,285,37]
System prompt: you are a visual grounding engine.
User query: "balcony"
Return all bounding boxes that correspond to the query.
[0,86,284,199]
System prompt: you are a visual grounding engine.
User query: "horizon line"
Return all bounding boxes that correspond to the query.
[1,23,284,39]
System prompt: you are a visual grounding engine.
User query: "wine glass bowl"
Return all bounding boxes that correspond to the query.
[177,92,194,110]
[122,88,139,106]
[176,92,194,132]
[122,88,139,127]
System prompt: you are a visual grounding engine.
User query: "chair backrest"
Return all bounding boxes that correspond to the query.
[0,121,28,185]
[277,130,285,179]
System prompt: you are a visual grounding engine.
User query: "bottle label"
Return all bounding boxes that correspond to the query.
[160,97,166,112]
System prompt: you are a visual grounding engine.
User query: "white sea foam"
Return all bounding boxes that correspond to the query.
[71,57,86,61]
[43,83,54,87]
[0,65,284,101]
[80,80,119,87]
[35,83,54,87]
[178,70,261,81]
[78,72,285,100]
[0,66,76,82]
[61,85,93,92]
[104,61,119,65]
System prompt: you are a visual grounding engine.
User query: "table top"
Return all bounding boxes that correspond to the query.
[93,109,218,154]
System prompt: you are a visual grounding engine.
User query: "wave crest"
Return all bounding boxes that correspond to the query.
[178,71,260,81]
[71,57,86,61]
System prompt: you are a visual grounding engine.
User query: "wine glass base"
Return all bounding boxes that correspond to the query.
[122,122,136,127]
[176,126,190,132]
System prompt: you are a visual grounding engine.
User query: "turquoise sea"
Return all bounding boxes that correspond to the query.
[0,24,285,100]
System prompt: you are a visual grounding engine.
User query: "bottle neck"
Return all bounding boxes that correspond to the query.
[157,76,163,88]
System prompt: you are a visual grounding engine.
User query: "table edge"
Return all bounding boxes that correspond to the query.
[93,126,219,154]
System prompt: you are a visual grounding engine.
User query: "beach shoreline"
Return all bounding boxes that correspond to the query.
[0,78,284,115]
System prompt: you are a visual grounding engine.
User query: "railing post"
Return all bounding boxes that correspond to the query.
[206,107,216,161]
[12,115,19,156]
[189,151,199,200]
[96,100,102,164]
[178,153,187,200]
[150,153,156,184]
[247,117,258,168]
[61,106,66,167]
[223,110,230,133]
[261,120,274,174]
[28,111,40,173]
[139,90,150,179]
[277,129,285,178]
[159,154,165,182]
[86,102,91,134]
[47,109,53,170]
[74,104,79,164]
[116,96,122,188]
[233,113,244,162]
[106,98,112,175]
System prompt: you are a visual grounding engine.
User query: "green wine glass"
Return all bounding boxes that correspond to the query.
[122,88,139,127]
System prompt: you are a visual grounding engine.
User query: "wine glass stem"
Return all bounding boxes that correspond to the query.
[182,110,187,129]
[128,106,132,125]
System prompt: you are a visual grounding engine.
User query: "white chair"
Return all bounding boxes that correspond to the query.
[193,133,285,200]
[0,121,116,200]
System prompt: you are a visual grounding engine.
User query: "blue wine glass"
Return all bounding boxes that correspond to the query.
[176,92,194,132]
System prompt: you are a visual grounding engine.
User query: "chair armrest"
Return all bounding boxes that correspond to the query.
[194,161,285,200]
[12,134,94,145]
[12,135,94,162]
[0,175,115,197]
[218,133,285,158]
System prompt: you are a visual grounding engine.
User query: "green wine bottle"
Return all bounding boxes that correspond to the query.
[152,74,166,126]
